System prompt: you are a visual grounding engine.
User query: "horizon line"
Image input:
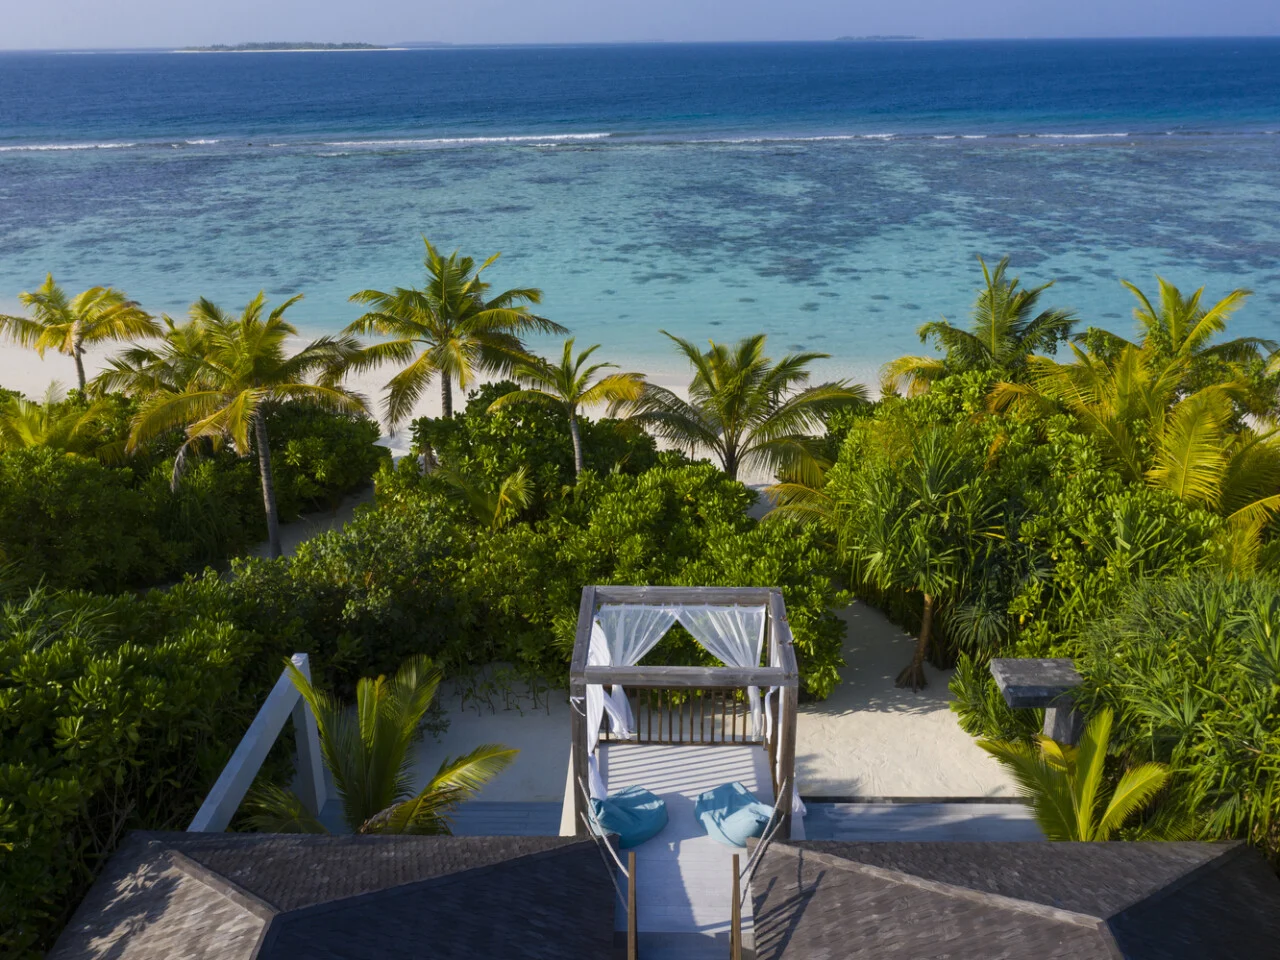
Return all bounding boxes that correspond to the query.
[3,34,1280,54]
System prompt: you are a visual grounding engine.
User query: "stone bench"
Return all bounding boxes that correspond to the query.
[989,658,1084,745]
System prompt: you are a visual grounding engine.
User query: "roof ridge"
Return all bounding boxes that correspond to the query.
[768,843,1122,937]
[166,849,279,919]
[1100,841,1249,920]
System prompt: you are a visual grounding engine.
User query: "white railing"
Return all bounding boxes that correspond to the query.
[188,652,326,832]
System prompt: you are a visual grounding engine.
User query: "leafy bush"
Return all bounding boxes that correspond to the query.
[409,381,658,504]
[0,398,388,591]
[0,584,294,956]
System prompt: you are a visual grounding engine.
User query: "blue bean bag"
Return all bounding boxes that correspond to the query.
[591,785,668,849]
[694,781,774,848]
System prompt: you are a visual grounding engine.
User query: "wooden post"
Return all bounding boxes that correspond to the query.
[628,850,638,960]
[570,587,596,838]
[730,853,742,960]
[777,685,798,839]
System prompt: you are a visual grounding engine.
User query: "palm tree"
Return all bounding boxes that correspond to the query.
[631,332,866,483]
[0,384,115,457]
[0,275,160,391]
[246,655,517,834]
[1091,278,1272,367]
[882,256,1075,396]
[434,464,533,530]
[91,313,211,396]
[127,293,365,558]
[486,339,646,475]
[342,239,567,425]
[990,344,1280,531]
[978,709,1177,841]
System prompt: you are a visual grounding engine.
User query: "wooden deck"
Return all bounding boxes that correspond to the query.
[803,801,1043,841]
[601,742,774,958]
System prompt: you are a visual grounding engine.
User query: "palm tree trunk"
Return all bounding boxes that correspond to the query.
[722,442,737,481]
[254,416,283,559]
[72,336,86,392]
[569,413,583,476]
[441,377,453,419]
[895,593,935,691]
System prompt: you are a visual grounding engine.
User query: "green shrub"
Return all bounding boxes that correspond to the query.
[0,585,294,956]
[409,381,658,504]
[0,400,388,592]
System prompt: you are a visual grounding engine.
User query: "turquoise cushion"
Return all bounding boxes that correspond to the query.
[694,781,774,848]
[591,785,668,849]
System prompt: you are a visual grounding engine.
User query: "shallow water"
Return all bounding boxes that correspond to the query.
[2,40,1278,381]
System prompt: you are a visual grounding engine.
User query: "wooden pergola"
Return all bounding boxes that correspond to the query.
[569,585,801,839]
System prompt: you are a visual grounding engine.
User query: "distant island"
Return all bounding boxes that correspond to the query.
[834,35,920,41]
[179,42,389,53]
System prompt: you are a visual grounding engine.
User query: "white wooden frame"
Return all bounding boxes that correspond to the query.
[188,652,326,832]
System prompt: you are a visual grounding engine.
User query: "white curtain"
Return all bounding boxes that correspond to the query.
[675,604,767,736]
[584,604,679,797]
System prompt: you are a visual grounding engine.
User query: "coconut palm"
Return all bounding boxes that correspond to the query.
[487,339,646,475]
[0,384,115,458]
[1095,278,1272,366]
[991,344,1280,531]
[882,256,1075,396]
[630,332,866,483]
[342,239,567,425]
[126,293,366,558]
[246,655,517,835]
[91,314,211,396]
[0,275,160,391]
[978,709,1177,841]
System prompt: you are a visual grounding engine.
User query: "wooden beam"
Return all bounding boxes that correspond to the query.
[731,853,742,960]
[570,587,596,837]
[582,665,792,688]
[592,585,774,606]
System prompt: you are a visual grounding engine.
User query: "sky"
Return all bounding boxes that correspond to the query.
[3,0,1278,50]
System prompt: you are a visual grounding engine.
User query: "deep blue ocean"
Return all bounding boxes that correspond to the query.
[2,39,1279,382]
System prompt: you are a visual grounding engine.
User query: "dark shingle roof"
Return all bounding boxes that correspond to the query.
[50,832,617,960]
[750,840,1280,960]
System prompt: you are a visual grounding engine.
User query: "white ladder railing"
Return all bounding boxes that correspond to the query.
[187,652,326,832]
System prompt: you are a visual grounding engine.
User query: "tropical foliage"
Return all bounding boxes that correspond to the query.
[882,256,1075,396]
[632,332,866,482]
[342,239,566,423]
[126,293,367,557]
[488,338,645,475]
[979,709,1176,841]
[0,275,160,390]
[247,656,516,834]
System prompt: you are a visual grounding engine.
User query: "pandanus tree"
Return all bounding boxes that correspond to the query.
[0,274,160,391]
[843,429,999,690]
[342,239,567,426]
[126,293,366,558]
[882,256,1075,396]
[979,709,1177,841]
[247,655,517,834]
[631,332,867,483]
[487,339,646,475]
